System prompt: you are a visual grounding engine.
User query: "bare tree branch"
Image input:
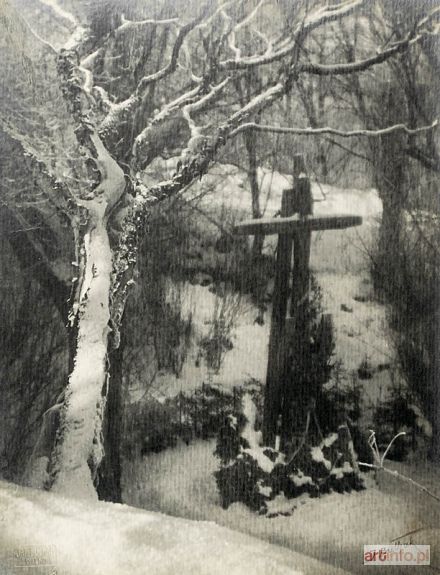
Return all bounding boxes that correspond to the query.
[115,14,179,35]
[300,39,411,75]
[182,77,231,136]
[218,0,363,70]
[301,6,440,76]
[360,432,440,504]
[407,145,440,173]
[100,5,213,133]
[231,119,439,138]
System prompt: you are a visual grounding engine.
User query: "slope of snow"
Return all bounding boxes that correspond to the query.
[0,481,353,575]
[130,162,392,406]
[125,440,440,575]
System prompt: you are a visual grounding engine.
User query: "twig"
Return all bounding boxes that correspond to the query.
[289,410,311,462]
[360,431,440,504]
[381,431,406,465]
[359,461,440,503]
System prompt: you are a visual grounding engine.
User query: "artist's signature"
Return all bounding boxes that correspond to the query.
[0,544,61,574]
[391,526,429,545]
[390,528,440,573]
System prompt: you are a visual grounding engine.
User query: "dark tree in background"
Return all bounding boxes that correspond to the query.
[334,0,440,459]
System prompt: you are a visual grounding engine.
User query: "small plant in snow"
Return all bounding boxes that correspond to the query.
[198,287,242,373]
[359,431,440,504]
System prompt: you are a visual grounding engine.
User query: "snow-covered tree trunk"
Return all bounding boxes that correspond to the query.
[25,130,125,498]
[50,143,125,498]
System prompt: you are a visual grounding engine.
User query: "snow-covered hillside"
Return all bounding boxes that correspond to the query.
[0,481,353,575]
[132,160,393,407]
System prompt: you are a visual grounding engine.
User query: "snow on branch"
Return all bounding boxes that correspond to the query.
[302,5,440,76]
[221,0,267,60]
[182,78,231,137]
[198,0,235,29]
[100,6,213,134]
[131,7,214,91]
[150,86,202,126]
[301,0,364,34]
[221,8,241,61]
[412,5,440,38]
[79,48,102,95]
[301,38,411,75]
[40,0,77,26]
[115,14,179,35]
[218,0,363,70]
[252,27,274,57]
[230,119,439,139]
[94,86,115,111]
[179,40,203,83]
[235,0,266,31]
[133,84,203,162]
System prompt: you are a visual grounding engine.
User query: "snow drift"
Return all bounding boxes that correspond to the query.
[0,481,353,575]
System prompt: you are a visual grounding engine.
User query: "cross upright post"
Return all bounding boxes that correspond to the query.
[234,156,362,450]
[281,154,314,452]
[261,186,296,448]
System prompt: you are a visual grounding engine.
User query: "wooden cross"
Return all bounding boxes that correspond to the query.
[234,155,362,449]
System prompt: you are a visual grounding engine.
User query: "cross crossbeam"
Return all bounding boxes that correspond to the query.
[234,213,362,236]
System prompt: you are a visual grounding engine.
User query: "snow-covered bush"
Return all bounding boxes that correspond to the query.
[316,374,372,464]
[215,394,364,515]
[214,394,279,511]
[213,273,368,514]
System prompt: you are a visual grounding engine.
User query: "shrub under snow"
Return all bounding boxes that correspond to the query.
[215,394,364,515]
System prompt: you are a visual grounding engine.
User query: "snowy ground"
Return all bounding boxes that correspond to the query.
[0,480,353,575]
[124,440,440,575]
[122,161,439,574]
